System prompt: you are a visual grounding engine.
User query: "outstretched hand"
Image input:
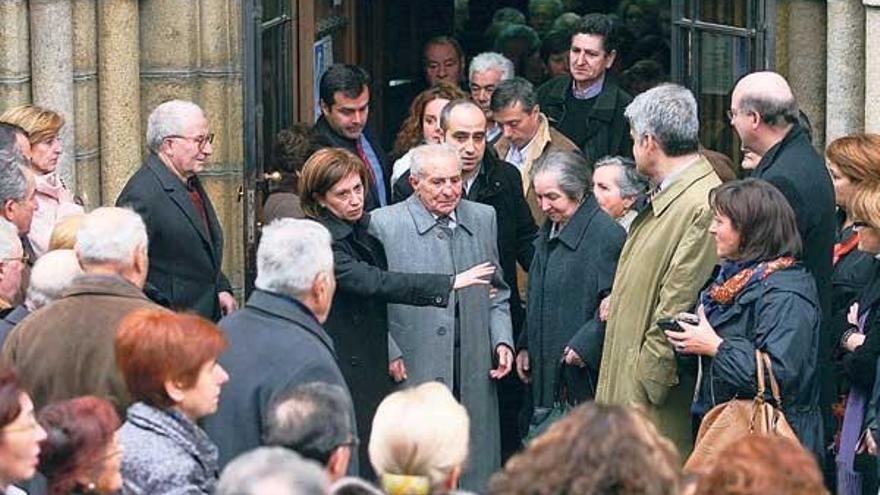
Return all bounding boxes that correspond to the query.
[454,262,495,290]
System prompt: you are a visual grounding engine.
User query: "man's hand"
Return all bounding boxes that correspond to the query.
[490,345,513,379]
[389,358,408,383]
[218,291,237,316]
[515,349,531,383]
[563,346,586,368]
[599,295,611,322]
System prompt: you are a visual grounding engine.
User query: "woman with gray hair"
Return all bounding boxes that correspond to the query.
[516,151,626,416]
[592,156,649,231]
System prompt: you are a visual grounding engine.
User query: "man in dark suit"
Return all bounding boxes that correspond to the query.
[202,218,353,472]
[730,71,835,467]
[314,64,390,211]
[116,100,235,321]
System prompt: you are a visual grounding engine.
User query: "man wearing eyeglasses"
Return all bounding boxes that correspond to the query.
[117,99,236,322]
[0,218,24,319]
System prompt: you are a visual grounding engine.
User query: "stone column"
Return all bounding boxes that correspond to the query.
[0,0,30,108]
[30,0,77,189]
[866,1,880,133]
[787,0,827,149]
[97,0,141,204]
[826,0,865,143]
[72,0,101,208]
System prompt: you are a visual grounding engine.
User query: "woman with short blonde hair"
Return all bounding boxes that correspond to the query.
[369,382,469,495]
[0,105,83,257]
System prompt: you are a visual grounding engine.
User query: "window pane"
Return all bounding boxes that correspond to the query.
[696,32,751,161]
[698,0,750,28]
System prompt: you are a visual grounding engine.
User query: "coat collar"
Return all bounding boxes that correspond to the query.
[318,212,372,242]
[3,305,29,326]
[125,402,218,471]
[404,193,475,236]
[144,153,217,258]
[543,75,624,122]
[62,274,151,301]
[245,289,336,354]
[754,124,808,176]
[541,195,602,250]
[649,157,715,217]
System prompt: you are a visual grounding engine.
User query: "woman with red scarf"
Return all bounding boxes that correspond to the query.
[664,179,822,459]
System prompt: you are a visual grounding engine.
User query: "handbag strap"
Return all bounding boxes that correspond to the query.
[761,352,784,408]
[753,350,765,401]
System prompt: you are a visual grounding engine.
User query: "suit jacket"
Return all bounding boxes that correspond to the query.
[0,305,28,348]
[369,195,513,492]
[116,153,231,321]
[0,275,162,418]
[202,289,354,471]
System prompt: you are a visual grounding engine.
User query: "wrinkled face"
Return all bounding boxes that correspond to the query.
[6,171,37,235]
[0,238,25,303]
[729,87,756,152]
[709,211,741,260]
[857,224,880,254]
[827,162,856,209]
[318,172,365,223]
[93,433,124,495]
[493,101,541,150]
[547,52,569,77]
[322,87,370,140]
[469,69,504,115]
[0,394,47,485]
[163,112,213,178]
[443,105,487,176]
[630,129,652,176]
[30,136,61,175]
[411,154,462,217]
[569,33,615,87]
[422,98,450,144]
[176,359,229,421]
[592,165,634,219]
[534,171,580,224]
[425,43,462,85]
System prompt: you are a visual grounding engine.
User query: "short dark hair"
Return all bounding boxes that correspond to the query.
[319,64,370,108]
[271,124,321,174]
[423,36,464,66]
[264,382,355,465]
[540,29,571,63]
[439,99,484,132]
[572,13,619,53]
[490,77,538,113]
[709,178,802,263]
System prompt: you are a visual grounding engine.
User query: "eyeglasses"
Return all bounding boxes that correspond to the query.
[2,253,29,265]
[165,133,215,150]
[853,220,874,230]
[726,109,738,122]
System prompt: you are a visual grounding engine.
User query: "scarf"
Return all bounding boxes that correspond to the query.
[834,230,860,266]
[701,257,795,319]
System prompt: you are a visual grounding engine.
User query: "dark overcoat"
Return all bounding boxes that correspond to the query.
[522,196,625,407]
[536,75,633,167]
[202,290,353,471]
[318,212,451,479]
[116,153,231,321]
[369,195,514,492]
[695,265,823,459]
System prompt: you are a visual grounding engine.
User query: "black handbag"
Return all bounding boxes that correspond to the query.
[522,360,584,445]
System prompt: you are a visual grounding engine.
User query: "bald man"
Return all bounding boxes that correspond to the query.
[730,71,834,463]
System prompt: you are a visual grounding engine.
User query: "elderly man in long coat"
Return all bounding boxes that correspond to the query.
[369,143,514,492]
[596,84,720,456]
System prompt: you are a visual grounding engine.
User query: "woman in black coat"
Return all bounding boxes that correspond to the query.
[299,148,494,479]
[515,151,625,409]
[666,179,822,459]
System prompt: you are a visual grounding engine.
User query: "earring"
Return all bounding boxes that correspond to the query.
[85,482,97,493]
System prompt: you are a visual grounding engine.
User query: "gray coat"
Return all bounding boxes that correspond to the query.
[369,195,513,492]
[119,402,220,495]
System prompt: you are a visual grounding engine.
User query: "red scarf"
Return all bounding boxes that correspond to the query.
[834,231,860,266]
[708,257,796,305]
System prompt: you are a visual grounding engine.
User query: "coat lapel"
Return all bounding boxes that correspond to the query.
[145,155,216,264]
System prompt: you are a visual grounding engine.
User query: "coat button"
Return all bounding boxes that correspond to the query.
[437,327,447,336]
[434,296,443,304]
[350,357,361,366]
[437,231,446,240]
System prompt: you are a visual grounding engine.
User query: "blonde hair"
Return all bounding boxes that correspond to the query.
[49,214,85,251]
[0,105,64,144]
[369,382,469,492]
[851,182,880,228]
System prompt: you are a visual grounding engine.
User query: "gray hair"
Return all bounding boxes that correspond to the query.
[468,52,514,82]
[740,94,799,128]
[410,143,462,179]
[265,382,354,465]
[217,447,329,495]
[255,219,333,299]
[25,249,82,311]
[530,150,592,202]
[75,207,148,266]
[330,477,384,495]
[624,83,700,157]
[146,99,205,153]
[0,149,29,205]
[594,156,649,199]
[490,77,538,113]
[0,218,20,259]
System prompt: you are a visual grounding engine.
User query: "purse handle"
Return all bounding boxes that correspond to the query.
[753,350,784,408]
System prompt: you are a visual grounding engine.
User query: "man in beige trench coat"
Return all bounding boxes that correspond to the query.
[596,84,720,457]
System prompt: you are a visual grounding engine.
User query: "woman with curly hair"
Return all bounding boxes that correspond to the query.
[488,402,680,495]
[390,82,467,185]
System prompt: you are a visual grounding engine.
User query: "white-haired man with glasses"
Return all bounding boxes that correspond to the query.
[117,99,236,321]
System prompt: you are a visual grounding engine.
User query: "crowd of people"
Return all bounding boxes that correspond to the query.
[0,5,876,495]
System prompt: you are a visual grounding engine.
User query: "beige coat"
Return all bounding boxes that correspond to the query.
[494,114,579,222]
[595,158,720,456]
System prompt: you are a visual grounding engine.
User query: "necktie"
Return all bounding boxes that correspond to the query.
[355,140,377,186]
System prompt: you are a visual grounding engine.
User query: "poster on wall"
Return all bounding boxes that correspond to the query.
[314,36,334,121]
[700,33,749,95]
